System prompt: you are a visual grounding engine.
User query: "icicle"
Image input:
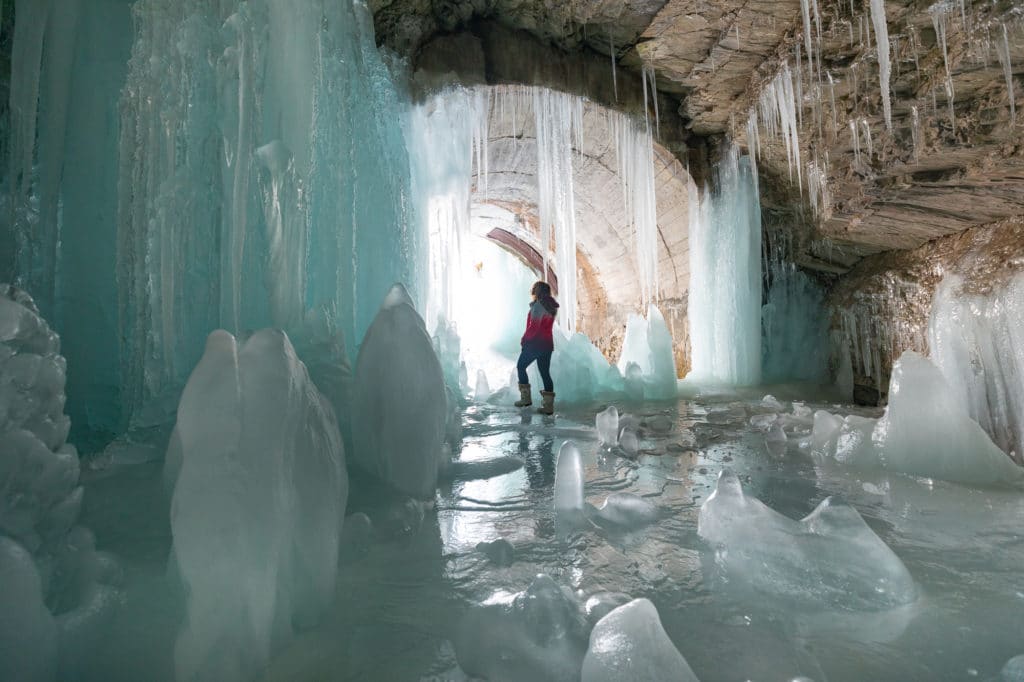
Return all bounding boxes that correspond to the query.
[910,105,921,160]
[644,65,661,139]
[800,0,815,76]
[860,118,873,159]
[997,22,1016,126]
[870,0,893,131]
[850,119,861,168]
[610,34,618,102]
[613,109,659,308]
[827,72,839,135]
[930,2,956,128]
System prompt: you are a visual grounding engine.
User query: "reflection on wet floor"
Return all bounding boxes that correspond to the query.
[81,393,1024,681]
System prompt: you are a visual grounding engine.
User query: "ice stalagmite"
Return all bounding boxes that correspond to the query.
[582,598,699,682]
[554,441,585,513]
[168,328,347,682]
[617,305,678,399]
[352,284,448,499]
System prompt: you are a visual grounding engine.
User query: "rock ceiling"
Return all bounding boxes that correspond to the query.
[373,0,1024,276]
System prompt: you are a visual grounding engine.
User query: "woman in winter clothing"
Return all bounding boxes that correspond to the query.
[515,281,558,414]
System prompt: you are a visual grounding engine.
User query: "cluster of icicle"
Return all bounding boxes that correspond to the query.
[412,84,662,332]
[742,0,1020,221]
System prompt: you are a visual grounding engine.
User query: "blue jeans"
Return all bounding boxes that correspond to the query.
[517,346,553,392]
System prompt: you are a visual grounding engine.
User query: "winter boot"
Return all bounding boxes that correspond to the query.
[514,383,533,407]
[538,391,555,415]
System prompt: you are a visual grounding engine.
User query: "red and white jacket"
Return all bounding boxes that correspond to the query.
[520,298,559,352]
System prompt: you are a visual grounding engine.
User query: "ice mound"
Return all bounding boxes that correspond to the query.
[581,598,698,682]
[543,328,625,404]
[812,352,1023,486]
[0,536,56,681]
[617,305,678,400]
[698,469,917,610]
[167,328,347,681]
[474,369,490,402]
[455,574,587,681]
[879,351,1023,486]
[554,441,585,513]
[0,285,122,678]
[352,284,448,498]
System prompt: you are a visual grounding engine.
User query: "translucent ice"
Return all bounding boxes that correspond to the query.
[596,406,619,446]
[555,441,585,513]
[582,598,699,682]
[876,351,1023,486]
[617,305,678,400]
[590,492,659,528]
[352,284,448,499]
[928,274,1024,463]
[699,469,917,610]
[475,369,491,402]
[167,328,347,681]
[619,428,640,456]
[455,574,586,681]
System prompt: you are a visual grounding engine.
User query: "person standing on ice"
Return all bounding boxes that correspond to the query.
[515,281,559,415]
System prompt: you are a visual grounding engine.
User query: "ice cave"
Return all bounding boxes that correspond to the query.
[2,0,1024,680]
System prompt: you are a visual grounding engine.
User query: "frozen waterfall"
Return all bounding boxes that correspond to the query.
[686,144,763,385]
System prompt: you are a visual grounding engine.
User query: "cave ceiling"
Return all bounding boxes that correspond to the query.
[373,0,1024,277]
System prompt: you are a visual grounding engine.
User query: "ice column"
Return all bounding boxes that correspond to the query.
[687,144,763,385]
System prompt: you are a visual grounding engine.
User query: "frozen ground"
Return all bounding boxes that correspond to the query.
[77,390,1024,681]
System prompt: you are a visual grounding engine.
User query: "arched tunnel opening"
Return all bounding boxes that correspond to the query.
[3,2,1024,681]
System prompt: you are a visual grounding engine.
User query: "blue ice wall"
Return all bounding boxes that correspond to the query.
[6,0,421,438]
[761,229,830,384]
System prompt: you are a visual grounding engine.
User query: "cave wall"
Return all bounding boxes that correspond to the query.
[828,216,1024,404]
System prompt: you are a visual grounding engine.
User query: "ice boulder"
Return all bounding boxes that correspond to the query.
[581,598,698,682]
[0,536,57,682]
[543,328,625,404]
[554,441,585,513]
[352,284,447,498]
[876,351,1023,486]
[168,328,347,681]
[698,469,917,610]
[596,406,619,446]
[617,305,678,400]
[455,574,587,681]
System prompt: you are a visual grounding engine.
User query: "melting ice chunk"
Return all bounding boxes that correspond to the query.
[698,469,917,610]
[582,598,699,682]
[554,441,585,513]
[596,406,619,446]
[590,492,659,528]
[619,428,640,456]
[352,283,448,498]
[1001,654,1024,682]
[474,369,491,402]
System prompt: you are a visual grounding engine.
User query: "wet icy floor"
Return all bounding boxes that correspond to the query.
[78,391,1024,681]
